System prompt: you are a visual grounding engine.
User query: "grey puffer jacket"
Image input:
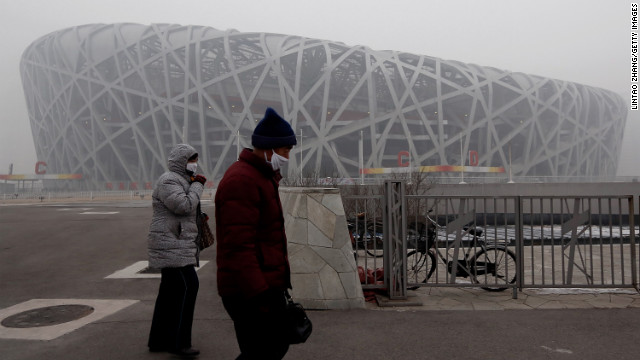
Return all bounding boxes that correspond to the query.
[148,144,204,269]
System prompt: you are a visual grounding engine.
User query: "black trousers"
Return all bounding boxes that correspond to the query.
[222,293,290,360]
[148,265,199,351]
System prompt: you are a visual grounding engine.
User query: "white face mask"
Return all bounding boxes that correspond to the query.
[186,162,198,174]
[265,150,288,171]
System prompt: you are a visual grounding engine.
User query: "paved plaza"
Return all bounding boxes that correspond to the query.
[1,200,640,359]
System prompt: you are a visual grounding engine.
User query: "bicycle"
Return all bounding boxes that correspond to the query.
[406,211,517,292]
[347,212,384,258]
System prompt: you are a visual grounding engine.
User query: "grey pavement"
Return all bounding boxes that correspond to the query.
[1,200,640,360]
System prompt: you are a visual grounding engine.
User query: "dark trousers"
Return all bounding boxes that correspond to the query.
[148,265,199,351]
[222,294,290,360]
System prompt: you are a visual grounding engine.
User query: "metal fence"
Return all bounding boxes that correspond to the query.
[0,190,217,202]
[343,181,639,300]
[518,196,637,289]
[1,190,154,201]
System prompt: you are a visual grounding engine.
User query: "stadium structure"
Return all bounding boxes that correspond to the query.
[20,23,628,190]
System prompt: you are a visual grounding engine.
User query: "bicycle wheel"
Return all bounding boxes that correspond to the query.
[407,250,436,289]
[471,246,516,292]
[350,228,383,258]
[363,229,384,258]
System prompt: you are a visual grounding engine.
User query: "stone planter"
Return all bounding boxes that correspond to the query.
[280,187,365,310]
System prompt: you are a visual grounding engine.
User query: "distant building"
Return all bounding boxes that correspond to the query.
[20,23,627,189]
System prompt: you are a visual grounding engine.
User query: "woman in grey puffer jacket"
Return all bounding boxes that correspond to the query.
[147,143,206,357]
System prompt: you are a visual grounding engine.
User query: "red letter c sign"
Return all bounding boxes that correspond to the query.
[35,161,47,175]
[398,151,410,167]
[469,151,479,166]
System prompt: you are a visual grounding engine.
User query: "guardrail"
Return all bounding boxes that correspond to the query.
[343,183,639,300]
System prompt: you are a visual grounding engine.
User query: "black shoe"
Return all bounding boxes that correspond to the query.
[149,346,166,352]
[169,347,200,357]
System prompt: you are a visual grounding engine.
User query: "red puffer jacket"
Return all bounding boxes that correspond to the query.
[215,148,291,299]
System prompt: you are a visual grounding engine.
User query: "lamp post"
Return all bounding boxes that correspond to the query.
[236,130,240,160]
[459,136,466,184]
[232,131,246,160]
[359,130,364,185]
[508,141,515,183]
[408,135,413,185]
[296,129,308,184]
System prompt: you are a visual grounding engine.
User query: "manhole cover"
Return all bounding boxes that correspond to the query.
[1,305,94,328]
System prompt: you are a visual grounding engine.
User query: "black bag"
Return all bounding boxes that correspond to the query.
[284,291,312,344]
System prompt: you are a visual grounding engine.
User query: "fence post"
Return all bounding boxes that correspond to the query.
[383,180,407,300]
[630,196,637,291]
[515,196,523,297]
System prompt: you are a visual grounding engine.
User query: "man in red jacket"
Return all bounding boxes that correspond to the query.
[215,107,297,360]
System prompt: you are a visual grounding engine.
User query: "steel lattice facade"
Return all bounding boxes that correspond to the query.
[20,23,628,189]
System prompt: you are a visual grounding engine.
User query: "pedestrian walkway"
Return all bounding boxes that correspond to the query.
[369,287,640,311]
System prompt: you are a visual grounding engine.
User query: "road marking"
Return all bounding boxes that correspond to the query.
[57,208,93,211]
[541,346,573,354]
[0,203,40,207]
[106,261,209,279]
[79,211,119,215]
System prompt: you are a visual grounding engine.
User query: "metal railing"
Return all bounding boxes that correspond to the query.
[343,182,639,300]
[518,196,637,289]
[0,190,217,202]
[1,190,154,201]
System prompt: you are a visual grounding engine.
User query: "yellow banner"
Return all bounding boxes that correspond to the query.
[0,174,83,180]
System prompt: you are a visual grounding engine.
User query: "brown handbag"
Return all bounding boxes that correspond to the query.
[196,211,215,250]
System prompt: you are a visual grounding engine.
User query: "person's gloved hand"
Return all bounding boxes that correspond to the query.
[193,174,207,185]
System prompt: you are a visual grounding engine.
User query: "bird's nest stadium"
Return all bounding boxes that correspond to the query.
[20,23,628,190]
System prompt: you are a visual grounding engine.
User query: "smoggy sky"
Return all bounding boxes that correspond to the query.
[1,0,638,176]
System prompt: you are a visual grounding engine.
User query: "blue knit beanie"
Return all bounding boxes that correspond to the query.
[252,108,297,149]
